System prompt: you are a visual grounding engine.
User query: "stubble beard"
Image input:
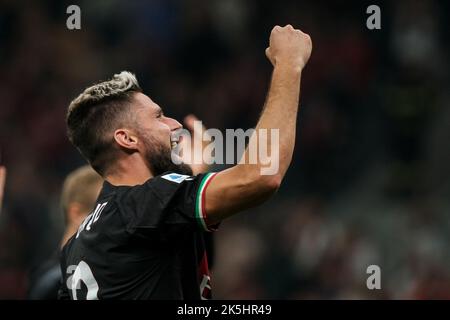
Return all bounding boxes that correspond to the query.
[141,132,193,177]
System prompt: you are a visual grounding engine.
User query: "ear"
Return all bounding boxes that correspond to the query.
[114,128,139,151]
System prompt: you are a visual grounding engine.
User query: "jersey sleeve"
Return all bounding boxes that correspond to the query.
[118,172,219,236]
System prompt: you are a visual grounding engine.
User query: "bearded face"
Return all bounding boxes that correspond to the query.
[140,129,193,177]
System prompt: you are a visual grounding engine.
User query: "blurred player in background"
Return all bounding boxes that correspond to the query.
[59,166,104,248]
[28,166,102,299]
[60,24,312,299]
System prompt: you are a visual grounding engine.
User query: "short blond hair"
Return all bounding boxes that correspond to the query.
[68,71,140,112]
[60,165,103,219]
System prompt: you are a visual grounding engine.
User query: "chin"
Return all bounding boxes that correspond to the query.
[142,135,193,177]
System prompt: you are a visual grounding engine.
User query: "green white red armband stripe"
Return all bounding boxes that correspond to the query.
[195,172,218,232]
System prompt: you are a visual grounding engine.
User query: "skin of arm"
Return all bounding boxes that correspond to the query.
[203,24,312,225]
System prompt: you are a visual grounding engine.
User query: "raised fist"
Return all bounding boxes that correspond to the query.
[265,24,312,71]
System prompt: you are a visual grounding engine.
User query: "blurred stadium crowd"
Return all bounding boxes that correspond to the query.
[0,0,449,299]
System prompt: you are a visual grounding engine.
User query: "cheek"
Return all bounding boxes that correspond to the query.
[140,119,171,146]
[142,120,169,136]
[154,122,171,142]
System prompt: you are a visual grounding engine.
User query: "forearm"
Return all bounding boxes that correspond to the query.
[238,64,302,180]
[257,64,301,176]
[202,66,303,221]
[202,25,311,224]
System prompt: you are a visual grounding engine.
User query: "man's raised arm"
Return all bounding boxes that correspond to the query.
[203,25,312,225]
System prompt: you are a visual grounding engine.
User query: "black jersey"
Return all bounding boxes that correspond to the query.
[58,172,218,300]
[28,252,61,300]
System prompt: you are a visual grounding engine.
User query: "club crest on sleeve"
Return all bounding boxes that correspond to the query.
[161,173,192,183]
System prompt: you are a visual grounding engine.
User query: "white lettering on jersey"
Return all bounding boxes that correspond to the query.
[76,202,108,238]
[66,261,99,300]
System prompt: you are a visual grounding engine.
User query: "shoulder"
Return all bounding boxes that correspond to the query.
[159,173,194,184]
[137,172,197,198]
[148,172,216,201]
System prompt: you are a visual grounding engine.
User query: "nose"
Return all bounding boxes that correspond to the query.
[164,116,182,131]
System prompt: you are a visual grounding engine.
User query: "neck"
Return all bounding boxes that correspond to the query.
[104,155,153,186]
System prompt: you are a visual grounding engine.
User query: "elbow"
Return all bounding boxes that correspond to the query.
[242,166,282,192]
[236,166,283,201]
[269,174,283,191]
[258,173,282,194]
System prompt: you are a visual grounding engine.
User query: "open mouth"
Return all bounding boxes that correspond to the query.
[170,130,183,150]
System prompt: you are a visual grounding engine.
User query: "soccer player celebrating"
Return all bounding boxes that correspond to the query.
[59,24,312,300]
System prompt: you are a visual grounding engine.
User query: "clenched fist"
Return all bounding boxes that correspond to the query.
[265,25,312,71]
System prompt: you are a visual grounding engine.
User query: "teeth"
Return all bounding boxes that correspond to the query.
[171,141,178,149]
